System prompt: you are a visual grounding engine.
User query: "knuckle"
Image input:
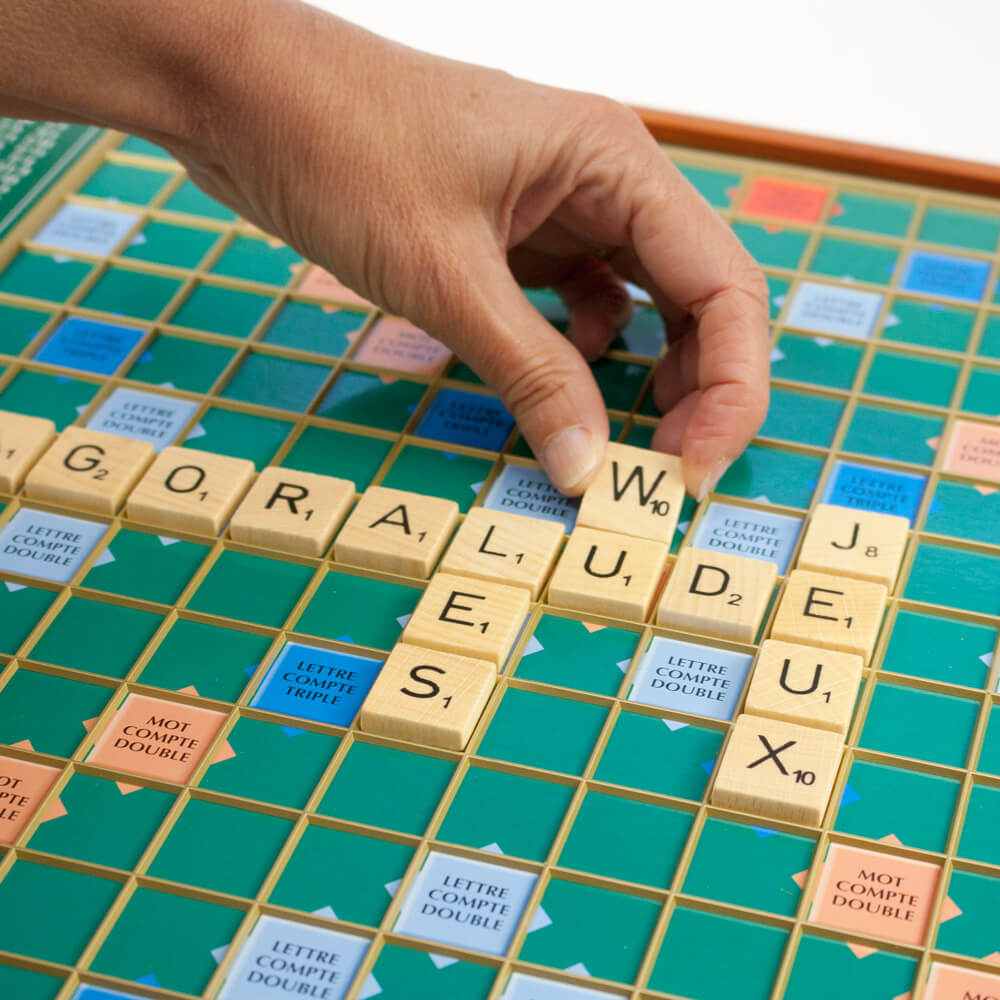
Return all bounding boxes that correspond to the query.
[567,93,647,148]
[733,255,770,311]
[499,355,576,420]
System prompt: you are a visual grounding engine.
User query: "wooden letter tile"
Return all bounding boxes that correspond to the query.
[25,426,154,515]
[771,569,887,662]
[710,714,842,826]
[359,642,496,750]
[657,547,778,643]
[402,572,531,666]
[0,410,56,494]
[743,639,863,736]
[126,446,255,535]
[548,525,668,622]
[230,466,355,557]
[796,503,909,589]
[334,485,458,578]
[439,506,564,598]
[577,441,685,544]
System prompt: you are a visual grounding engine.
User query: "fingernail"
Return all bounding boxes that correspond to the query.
[696,459,730,502]
[541,425,601,494]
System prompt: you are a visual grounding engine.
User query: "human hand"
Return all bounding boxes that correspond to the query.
[171,2,769,498]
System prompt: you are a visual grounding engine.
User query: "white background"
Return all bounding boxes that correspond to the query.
[315,0,1000,166]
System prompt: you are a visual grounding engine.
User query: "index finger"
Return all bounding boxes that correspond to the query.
[627,158,769,495]
[620,150,770,496]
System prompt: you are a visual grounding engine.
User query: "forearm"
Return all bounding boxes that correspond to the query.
[0,0,254,149]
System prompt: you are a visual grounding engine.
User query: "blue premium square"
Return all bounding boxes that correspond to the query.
[35,316,144,375]
[415,388,514,450]
[628,636,753,721]
[901,250,990,302]
[251,642,384,726]
[822,460,926,525]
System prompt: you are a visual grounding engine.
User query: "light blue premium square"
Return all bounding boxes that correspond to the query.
[901,250,991,302]
[689,502,802,574]
[822,460,926,525]
[394,851,536,956]
[33,202,140,257]
[785,282,883,339]
[416,388,515,451]
[251,641,384,727]
[35,317,144,375]
[502,973,619,999]
[86,387,199,451]
[484,465,579,531]
[217,914,369,1000]
[628,636,753,721]
[0,508,108,583]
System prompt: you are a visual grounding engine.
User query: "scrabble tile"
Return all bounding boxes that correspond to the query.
[771,569,887,662]
[439,507,564,598]
[25,426,154,515]
[359,642,496,750]
[797,503,909,589]
[0,410,56,493]
[126,445,255,535]
[710,714,842,826]
[402,572,530,666]
[548,526,668,621]
[577,441,685,543]
[334,485,458,578]
[229,466,355,557]
[743,639,863,736]
[656,547,778,643]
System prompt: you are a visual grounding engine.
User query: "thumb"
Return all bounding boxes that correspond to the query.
[422,239,609,496]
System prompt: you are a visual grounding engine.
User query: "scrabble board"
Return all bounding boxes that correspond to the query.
[0,117,999,1000]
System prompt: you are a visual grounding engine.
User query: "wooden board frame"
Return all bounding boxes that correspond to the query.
[637,106,1000,197]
